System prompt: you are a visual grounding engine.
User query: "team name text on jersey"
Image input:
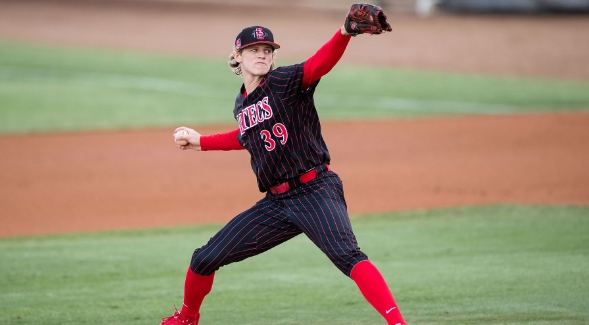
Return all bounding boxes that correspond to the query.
[236,96,274,134]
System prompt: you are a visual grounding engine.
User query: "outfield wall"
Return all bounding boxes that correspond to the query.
[94,0,419,13]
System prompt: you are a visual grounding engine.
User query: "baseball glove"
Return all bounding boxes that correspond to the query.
[344,3,392,36]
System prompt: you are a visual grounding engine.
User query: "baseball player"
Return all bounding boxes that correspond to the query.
[161,4,406,325]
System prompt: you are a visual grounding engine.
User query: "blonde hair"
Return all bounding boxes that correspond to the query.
[228,47,277,76]
[228,48,242,75]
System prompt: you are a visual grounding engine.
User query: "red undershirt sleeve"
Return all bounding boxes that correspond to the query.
[200,128,245,151]
[302,29,352,89]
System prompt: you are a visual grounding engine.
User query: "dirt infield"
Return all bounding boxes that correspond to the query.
[2,113,589,237]
[1,0,589,237]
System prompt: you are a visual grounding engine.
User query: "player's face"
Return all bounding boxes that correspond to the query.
[236,44,275,77]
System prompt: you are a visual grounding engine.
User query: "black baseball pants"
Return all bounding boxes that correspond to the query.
[190,171,368,277]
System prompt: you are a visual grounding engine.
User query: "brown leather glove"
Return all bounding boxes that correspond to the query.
[344,3,393,36]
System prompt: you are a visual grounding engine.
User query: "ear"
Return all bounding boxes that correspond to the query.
[234,51,243,64]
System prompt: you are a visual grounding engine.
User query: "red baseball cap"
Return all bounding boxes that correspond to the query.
[235,26,280,50]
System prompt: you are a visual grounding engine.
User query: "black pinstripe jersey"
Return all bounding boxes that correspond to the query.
[233,63,330,192]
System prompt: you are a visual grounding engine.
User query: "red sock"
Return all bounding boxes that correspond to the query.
[351,260,406,325]
[180,267,215,318]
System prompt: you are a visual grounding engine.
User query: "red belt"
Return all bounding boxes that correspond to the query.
[269,164,331,195]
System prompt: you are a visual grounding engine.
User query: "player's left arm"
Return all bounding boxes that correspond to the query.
[302,3,392,89]
[302,29,351,89]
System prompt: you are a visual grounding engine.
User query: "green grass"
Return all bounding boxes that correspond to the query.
[1,41,589,134]
[1,204,588,325]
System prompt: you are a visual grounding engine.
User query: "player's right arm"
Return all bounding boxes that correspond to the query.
[174,126,202,151]
[175,127,244,151]
[200,129,244,151]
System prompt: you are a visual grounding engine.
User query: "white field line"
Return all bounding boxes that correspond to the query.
[2,65,518,114]
[0,65,231,98]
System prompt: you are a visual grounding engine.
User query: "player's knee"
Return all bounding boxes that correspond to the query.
[189,247,225,276]
[332,251,369,277]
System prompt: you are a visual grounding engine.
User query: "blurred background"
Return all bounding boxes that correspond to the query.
[69,0,589,14]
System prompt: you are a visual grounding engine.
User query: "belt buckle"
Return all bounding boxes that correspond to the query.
[270,182,290,195]
[270,164,329,195]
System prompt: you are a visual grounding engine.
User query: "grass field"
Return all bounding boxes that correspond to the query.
[1,205,588,325]
[1,41,589,134]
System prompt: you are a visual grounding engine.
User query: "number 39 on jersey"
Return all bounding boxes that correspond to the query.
[260,123,288,151]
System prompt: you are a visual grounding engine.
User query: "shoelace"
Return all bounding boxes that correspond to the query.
[161,306,183,322]
[161,306,198,325]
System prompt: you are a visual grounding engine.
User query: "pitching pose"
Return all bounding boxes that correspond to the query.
[161,4,406,325]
